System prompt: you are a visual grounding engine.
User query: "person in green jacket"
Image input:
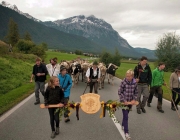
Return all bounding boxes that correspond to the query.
[147,62,166,113]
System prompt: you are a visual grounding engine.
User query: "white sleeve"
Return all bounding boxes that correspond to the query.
[98,69,101,78]
[46,64,51,76]
[86,68,90,78]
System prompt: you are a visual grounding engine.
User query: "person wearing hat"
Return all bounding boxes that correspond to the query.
[30,57,48,105]
[86,61,101,93]
[46,57,60,77]
[57,66,72,122]
[169,66,180,111]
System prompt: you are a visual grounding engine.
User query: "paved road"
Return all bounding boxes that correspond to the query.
[0,77,180,140]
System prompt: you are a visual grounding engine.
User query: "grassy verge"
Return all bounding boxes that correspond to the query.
[0,83,34,116]
[45,51,89,62]
[116,62,172,101]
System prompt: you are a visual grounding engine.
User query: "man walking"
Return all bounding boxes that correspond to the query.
[86,61,101,94]
[30,57,48,105]
[147,62,166,113]
[46,57,60,77]
[134,56,152,114]
[57,66,72,122]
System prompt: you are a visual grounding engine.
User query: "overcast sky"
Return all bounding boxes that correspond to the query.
[4,0,180,50]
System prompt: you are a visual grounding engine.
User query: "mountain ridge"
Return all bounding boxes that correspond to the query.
[0,5,104,53]
[0,1,156,59]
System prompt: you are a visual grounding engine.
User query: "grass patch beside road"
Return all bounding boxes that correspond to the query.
[0,83,34,116]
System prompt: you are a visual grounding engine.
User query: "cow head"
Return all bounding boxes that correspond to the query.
[107,63,118,76]
[71,63,82,75]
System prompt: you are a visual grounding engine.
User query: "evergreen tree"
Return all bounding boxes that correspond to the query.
[24,32,32,41]
[99,50,112,65]
[112,48,121,66]
[5,18,19,46]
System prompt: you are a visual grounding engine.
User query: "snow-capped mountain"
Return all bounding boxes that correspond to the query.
[43,15,138,56]
[0,1,41,22]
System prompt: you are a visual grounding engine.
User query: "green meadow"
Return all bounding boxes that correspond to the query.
[45,51,89,62]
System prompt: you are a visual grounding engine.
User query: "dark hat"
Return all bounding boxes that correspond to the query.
[60,66,66,72]
[93,61,98,65]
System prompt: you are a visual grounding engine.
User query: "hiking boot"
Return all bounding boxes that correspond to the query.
[55,127,59,135]
[158,109,164,113]
[34,101,40,105]
[141,108,146,113]
[51,131,56,139]
[125,133,131,140]
[65,117,70,123]
[137,109,141,114]
[147,103,151,107]
[171,107,176,111]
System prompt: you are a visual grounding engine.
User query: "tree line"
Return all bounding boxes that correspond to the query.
[155,32,180,72]
[99,48,121,67]
[3,18,47,59]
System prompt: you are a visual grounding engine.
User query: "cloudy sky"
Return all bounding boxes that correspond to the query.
[4,0,180,50]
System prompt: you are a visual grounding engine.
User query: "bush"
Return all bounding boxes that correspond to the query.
[16,39,35,54]
[100,49,121,66]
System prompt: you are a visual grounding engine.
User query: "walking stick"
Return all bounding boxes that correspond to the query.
[165,85,180,119]
[83,83,89,95]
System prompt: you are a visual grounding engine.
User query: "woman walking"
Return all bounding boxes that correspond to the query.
[170,66,180,111]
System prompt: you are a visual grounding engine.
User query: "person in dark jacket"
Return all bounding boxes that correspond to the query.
[44,76,64,139]
[30,57,48,105]
[134,56,152,114]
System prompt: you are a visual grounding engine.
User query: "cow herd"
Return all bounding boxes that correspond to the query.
[59,59,118,89]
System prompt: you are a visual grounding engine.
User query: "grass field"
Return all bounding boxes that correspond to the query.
[116,61,172,101]
[45,51,89,63]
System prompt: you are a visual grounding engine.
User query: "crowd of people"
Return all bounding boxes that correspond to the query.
[118,56,180,140]
[29,56,180,139]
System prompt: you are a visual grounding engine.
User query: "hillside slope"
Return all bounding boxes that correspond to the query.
[0,5,103,53]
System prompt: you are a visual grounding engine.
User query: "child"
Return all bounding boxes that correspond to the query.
[118,69,138,140]
[44,76,64,139]
[57,66,72,122]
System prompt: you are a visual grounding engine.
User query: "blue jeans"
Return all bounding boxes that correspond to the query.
[122,106,131,133]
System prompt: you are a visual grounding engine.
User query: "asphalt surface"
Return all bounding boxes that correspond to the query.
[0,77,180,140]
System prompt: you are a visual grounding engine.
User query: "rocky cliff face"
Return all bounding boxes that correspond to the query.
[43,15,139,57]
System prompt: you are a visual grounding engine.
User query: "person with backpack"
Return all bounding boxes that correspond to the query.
[30,57,48,105]
[57,66,72,122]
[147,62,166,113]
[86,61,101,94]
[134,56,152,114]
